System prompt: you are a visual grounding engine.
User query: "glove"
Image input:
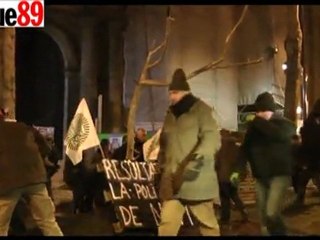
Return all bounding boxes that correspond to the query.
[183,154,203,181]
[184,168,201,181]
[230,172,240,186]
[190,153,204,162]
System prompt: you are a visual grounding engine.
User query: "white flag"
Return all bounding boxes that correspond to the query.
[143,128,162,162]
[64,98,100,165]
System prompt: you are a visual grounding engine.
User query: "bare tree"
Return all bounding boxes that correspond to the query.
[125,10,174,160]
[186,5,264,80]
[125,5,265,160]
[144,6,157,133]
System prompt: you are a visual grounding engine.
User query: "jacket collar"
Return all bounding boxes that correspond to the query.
[169,94,198,118]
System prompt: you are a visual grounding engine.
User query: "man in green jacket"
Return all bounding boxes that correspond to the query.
[157,68,221,236]
[234,92,296,235]
[0,113,63,236]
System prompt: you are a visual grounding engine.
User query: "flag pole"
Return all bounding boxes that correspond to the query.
[96,144,107,173]
[98,144,107,159]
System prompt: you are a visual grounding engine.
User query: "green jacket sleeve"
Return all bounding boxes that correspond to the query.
[194,105,221,157]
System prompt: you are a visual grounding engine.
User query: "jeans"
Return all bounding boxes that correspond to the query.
[0,183,63,236]
[255,176,291,236]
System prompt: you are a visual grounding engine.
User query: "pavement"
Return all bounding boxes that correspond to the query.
[12,162,320,236]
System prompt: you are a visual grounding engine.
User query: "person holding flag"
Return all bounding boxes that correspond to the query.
[64,98,101,166]
[63,98,102,214]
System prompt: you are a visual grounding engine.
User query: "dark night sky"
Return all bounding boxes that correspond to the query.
[15,29,65,155]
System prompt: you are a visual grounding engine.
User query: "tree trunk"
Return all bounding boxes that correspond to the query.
[301,6,320,117]
[126,83,143,160]
[284,5,303,123]
[0,29,15,119]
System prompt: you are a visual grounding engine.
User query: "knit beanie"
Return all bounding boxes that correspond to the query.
[168,68,190,91]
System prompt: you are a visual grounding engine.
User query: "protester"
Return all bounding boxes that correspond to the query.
[0,113,63,236]
[215,129,248,227]
[157,68,221,236]
[234,92,296,235]
[295,99,320,206]
[112,128,147,162]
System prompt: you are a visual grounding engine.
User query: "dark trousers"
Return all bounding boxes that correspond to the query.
[292,167,311,203]
[292,165,320,204]
[219,181,245,223]
[71,177,95,213]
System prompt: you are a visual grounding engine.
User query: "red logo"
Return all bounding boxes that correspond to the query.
[0,0,44,28]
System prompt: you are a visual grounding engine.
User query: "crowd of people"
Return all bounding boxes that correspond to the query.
[1,68,320,236]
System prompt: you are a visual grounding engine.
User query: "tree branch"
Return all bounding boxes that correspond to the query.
[222,5,249,57]
[187,5,249,80]
[147,16,175,69]
[126,8,174,160]
[212,56,264,69]
[140,79,169,86]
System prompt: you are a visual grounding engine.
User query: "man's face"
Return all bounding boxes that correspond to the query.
[136,129,147,143]
[103,144,109,153]
[169,91,188,105]
[256,111,273,120]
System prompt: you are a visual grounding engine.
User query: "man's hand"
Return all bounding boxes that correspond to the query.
[44,157,55,167]
[182,153,203,181]
[190,153,204,162]
[230,172,240,186]
[184,168,201,181]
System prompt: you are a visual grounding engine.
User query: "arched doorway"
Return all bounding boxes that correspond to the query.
[15,29,65,157]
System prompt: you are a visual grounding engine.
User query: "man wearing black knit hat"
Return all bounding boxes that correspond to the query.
[157,68,221,236]
[234,92,296,236]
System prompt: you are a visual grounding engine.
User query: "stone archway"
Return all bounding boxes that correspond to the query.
[15,29,65,155]
[15,24,80,157]
[41,24,80,139]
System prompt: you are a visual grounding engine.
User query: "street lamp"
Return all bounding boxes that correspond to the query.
[282,63,288,71]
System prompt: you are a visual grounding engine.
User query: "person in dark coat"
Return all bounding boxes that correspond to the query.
[63,148,97,214]
[8,120,53,235]
[91,139,112,207]
[0,116,62,236]
[235,92,296,236]
[45,137,61,199]
[91,139,120,228]
[215,129,248,226]
[29,128,58,200]
[293,99,320,206]
[112,129,147,162]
